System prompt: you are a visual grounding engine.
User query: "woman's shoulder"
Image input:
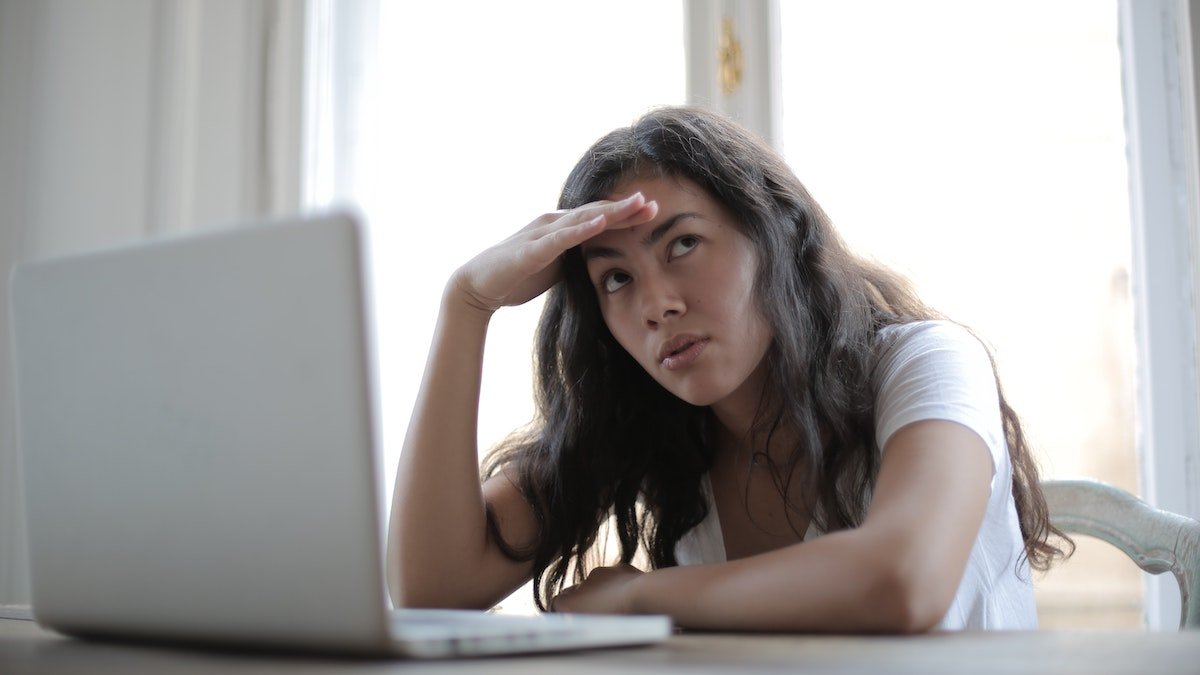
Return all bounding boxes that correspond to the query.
[872,319,995,387]
[874,319,983,352]
[873,320,991,375]
[870,319,1005,458]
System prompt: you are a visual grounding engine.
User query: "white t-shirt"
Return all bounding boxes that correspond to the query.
[673,320,1038,630]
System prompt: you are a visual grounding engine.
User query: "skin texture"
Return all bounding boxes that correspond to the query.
[389,177,996,632]
[582,176,774,429]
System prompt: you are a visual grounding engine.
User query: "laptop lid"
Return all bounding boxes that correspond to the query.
[10,210,394,652]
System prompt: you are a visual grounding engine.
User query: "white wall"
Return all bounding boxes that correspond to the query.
[0,0,303,605]
[0,0,163,607]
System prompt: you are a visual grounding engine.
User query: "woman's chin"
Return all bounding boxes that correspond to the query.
[658,382,726,408]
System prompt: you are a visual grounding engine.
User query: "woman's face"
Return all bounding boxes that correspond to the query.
[581,174,774,413]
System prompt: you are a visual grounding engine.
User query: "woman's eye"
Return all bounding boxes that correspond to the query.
[602,271,631,293]
[669,235,700,259]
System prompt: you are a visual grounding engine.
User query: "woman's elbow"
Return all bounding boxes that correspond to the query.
[385,539,439,608]
[868,556,954,634]
[385,545,409,608]
[387,573,458,609]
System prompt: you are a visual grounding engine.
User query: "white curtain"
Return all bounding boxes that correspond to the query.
[0,0,306,605]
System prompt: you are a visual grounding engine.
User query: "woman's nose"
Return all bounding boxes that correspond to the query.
[640,275,686,328]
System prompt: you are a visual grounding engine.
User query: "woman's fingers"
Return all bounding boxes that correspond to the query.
[516,196,657,275]
[527,193,658,239]
[549,564,644,614]
[454,194,659,313]
[573,192,651,227]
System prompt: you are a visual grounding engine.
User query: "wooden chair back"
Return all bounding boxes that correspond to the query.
[1042,479,1200,630]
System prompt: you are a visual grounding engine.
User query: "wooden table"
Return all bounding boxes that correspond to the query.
[2,617,1198,674]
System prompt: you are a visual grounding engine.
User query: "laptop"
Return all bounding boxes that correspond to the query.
[8,209,672,657]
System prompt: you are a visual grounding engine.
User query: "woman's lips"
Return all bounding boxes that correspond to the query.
[661,338,709,370]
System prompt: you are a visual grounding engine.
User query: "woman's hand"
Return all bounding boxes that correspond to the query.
[550,564,645,615]
[450,193,658,315]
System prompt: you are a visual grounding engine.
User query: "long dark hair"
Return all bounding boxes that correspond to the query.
[482,106,1070,610]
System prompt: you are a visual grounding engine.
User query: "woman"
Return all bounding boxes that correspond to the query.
[387,106,1070,632]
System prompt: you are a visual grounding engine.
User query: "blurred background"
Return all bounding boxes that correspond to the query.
[2,0,1198,630]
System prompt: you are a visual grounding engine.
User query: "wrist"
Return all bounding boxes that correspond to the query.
[626,568,656,615]
[442,274,496,324]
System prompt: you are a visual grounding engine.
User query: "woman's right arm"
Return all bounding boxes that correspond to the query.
[386,194,658,609]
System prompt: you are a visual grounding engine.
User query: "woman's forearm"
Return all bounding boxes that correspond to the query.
[625,421,993,633]
[628,529,932,633]
[386,198,660,610]
[386,280,506,608]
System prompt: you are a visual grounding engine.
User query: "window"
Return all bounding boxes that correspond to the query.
[777,0,1139,628]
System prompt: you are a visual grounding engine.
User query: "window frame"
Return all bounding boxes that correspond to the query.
[1118,0,1200,630]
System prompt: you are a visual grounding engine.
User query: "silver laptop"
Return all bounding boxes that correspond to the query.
[9,209,671,657]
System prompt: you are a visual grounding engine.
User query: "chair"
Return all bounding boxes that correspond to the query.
[1042,479,1200,629]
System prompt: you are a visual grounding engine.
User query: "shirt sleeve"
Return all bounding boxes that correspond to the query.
[873,321,1007,487]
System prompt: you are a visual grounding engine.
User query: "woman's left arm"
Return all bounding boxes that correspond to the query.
[551,419,993,633]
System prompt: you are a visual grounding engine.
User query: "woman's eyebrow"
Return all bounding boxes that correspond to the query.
[582,212,702,261]
[641,212,700,247]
